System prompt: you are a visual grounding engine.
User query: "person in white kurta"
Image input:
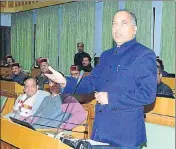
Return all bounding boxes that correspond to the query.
[4,77,50,120]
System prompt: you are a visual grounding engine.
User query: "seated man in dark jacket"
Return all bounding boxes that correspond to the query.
[79,55,93,72]
[157,66,174,98]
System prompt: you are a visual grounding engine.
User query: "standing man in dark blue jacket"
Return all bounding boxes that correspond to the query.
[45,10,157,149]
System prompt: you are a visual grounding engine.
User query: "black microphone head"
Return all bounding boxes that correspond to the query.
[75,140,92,149]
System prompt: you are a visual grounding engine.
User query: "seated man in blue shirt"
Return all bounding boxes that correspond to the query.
[10,63,28,85]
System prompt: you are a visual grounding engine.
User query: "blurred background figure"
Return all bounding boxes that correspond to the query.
[74,42,90,66]
[156,57,168,77]
[80,55,93,72]
[70,65,80,78]
[156,66,174,98]
[4,55,15,67]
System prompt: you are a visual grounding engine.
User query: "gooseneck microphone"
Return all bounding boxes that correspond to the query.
[74,70,85,93]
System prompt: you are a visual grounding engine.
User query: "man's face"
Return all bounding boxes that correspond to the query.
[49,80,60,94]
[112,11,137,45]
[24,79,38,97]
[77,44,84,52]
[7,58,13,64]
[157,68,162,84]
[82,57,90,66]
[12,66,21,75]
[40,62,49,73]
[70,70,80,78]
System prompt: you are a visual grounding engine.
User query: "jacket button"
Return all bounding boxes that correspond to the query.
[106,80,108,83]
[112,107,118,111]
[99,109,102,112]
[109,65,112,68]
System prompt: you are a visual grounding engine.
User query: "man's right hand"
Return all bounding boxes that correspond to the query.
[44,66,66,87]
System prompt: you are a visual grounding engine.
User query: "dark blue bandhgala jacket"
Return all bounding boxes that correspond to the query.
[63,38,157,147]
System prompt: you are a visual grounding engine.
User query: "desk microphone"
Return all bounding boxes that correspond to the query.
[60,137,92,149]
[90,53,97,65]
[76,70,84,85]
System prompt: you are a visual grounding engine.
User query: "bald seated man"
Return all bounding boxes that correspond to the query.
[45,10,157,149]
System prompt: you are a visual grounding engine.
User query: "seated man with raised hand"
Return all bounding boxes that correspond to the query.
[4,77,50,120]
[29,79,86,131]
[157,66,174,98]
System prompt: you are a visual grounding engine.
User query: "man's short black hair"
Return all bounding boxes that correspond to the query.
[156,59,164,70]
[77,42,84,47]
[82,55,92,62]
[22,76,38,86]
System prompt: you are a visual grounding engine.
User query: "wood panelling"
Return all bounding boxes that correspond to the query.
[0,1,74,13]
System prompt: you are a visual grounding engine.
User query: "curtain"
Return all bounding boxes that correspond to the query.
[35,6,59,70]
[160,1,175,73]
[11,11,33,71]
[102,0,118,51]
[125,1,152,48]
[59,1,95,74]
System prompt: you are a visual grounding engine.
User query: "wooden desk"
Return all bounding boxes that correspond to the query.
[0,90,17,115]
[0,80,24,95]
[0,66,12,75]
[144,97,175,127]
[1,118,72,149]
[161,77,175,90]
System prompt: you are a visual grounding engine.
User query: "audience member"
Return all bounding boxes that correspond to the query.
[70,65,80,78]
[157,66,174,98]
[156,58,168,77]
[4,77,50,120]
[80,55,93,72]
[36,58,49,90]
[30,80,86,131]
[74,42,91,66]
[10,63,28,85]
[4,55,15,67]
